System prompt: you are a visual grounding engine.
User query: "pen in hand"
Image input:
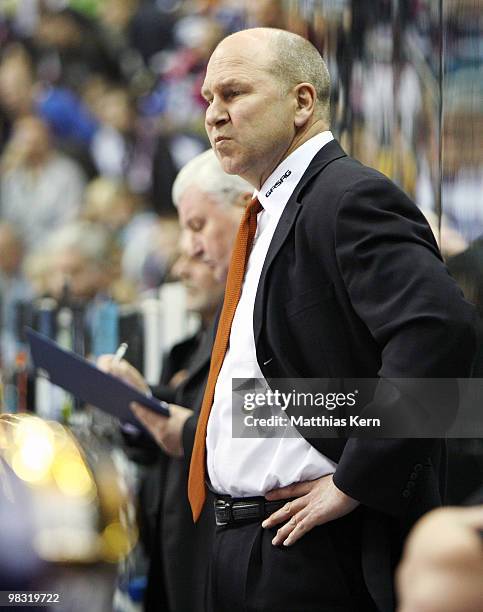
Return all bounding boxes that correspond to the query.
[109,342,153,398]
[113,342,128,364]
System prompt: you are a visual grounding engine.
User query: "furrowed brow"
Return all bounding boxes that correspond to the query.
[219,78,245,90]
[202,77,247,99]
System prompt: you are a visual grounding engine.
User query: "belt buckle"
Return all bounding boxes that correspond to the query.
[215,499,232,526]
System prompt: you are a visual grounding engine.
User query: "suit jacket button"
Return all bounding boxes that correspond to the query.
[414,464,423,471]
[402,490,411,498]
[407,481,416,489]
[410,472,418,480]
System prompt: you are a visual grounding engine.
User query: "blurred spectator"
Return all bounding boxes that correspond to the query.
[0,43,34,151]
[0,222,25,281]
[90,85,156,194]
[134,216,180,291]
[440,105,483,243]
[245,0,287,29]
[23,249,55,299]
[82,177,177,290]
[39,220,133,305]
[0,222,32,367]
[143,14,225,131]
[98,0,175,69]
[0,115,86,252]
[352,25,422,149]
[0,42,98,149]
[37,85,99,149]
[150,132,182,214]
[416,104,483,244]
[83,177,141,232]
[420,210,468,260]
[187,0,245,33]
[0,43,33,121]
[98,0,141,40]
[33,7,121,92]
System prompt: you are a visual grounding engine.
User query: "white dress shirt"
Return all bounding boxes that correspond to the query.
[206,131,338,497]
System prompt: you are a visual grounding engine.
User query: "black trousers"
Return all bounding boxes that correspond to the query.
[207,508,380,612]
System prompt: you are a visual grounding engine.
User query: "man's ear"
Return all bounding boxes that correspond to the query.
[293,82,317,128]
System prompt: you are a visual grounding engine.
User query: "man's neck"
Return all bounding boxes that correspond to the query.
[255,119,329,189]
[285,119,329,162]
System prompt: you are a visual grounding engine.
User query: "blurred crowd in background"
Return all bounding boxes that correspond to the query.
[0,0,481,373]
[0,1,481,610]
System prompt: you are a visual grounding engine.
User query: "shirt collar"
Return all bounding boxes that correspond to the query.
[254,131,334,217]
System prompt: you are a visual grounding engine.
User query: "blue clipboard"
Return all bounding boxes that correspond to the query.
[26,328,169,425]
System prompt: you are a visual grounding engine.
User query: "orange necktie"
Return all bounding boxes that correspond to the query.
[188,196,263,521]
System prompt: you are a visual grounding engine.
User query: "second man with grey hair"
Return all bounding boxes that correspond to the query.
[99,148,251,611]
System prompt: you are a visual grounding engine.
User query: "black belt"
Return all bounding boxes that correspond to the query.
[214,495,291,526]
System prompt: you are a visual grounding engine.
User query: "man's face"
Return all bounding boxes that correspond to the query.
[0,60,33,116]
[172,249,224,320]
[177,185,242,283]
[202,33,296,188]
[10,117,50,166]
[50,249,107,301]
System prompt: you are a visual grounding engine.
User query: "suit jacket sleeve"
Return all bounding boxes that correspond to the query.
[331,176,477,517]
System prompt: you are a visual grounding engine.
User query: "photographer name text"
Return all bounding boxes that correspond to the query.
[243,414,381,428]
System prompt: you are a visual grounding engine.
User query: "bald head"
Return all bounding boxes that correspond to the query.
[215,28,331,124]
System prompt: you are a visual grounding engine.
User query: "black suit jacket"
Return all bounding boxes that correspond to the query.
[251,141,476,608]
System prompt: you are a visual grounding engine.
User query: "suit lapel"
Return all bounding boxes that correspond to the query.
[187,336,212,381]
[253,192,302,347]
[253,140,347,347]
[185,325,215,381]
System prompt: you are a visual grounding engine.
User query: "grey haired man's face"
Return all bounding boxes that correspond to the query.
[177,185,242,282]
